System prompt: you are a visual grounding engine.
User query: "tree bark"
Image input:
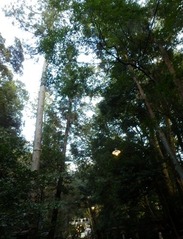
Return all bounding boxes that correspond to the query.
[158,43,183,101]
[150,132,174,194]
[32,60,47,171]
[47,99,72,239]
[29,60,47,238]
[133,75,183,181]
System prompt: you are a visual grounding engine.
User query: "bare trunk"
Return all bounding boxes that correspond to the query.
[133,75,183,180]
[48,99,72,239]
[150,132,175,194]
[28,60,47,238]
[32,60,47,171]
[47,177,64,239]
[158,44,183,100]
[170,117,183,153]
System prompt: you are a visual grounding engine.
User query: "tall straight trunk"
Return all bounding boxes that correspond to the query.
[132,74,182,237]
[132,75,183,181]
[170,117,183,153]
[150,132,174,194]
[158,43,183,101]
[28,60,47,238]
[32,60,47,171]
[48,99,72,239]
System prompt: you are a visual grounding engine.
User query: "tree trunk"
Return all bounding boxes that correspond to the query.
[133,75,183,181]
[158,43,183,101]
[150,132,175,194]
[170,117,183,153]
[29,60,47,238]
[47,99,72,239]
[47,177,63,239]
[32,60,47,171]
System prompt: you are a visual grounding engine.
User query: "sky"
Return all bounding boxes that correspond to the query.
[0,0,100,142]
[0,0,44,142]
[0,0,87,171]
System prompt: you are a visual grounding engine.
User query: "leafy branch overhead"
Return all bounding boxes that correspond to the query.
[0,34,24,76]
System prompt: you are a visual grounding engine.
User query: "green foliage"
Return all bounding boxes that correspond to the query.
[70,0,183,238]
[0,34,24,75]
[0,126,32,237]
[0,29,32,238]
[0,79,27,131]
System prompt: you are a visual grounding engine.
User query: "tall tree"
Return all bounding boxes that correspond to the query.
[71,0,183,237]
[0,33,33,238]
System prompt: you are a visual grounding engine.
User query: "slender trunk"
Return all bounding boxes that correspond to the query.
[47,177,64,239]
[48,99,72,239]
[32,60,47,171]
[144,195,157,219]
[88,206,100,239]
[154,179,180,238]
[150,132,174,194]
[133,75,183,180]
[171,117,183,153]
[165,117,176,154]
[158,44,183,100]
[29,60,47,238]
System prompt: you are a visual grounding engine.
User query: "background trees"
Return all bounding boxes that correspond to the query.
[0,33,32,238]
[71,0,183,238]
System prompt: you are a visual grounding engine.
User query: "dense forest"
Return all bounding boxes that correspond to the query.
[0,0,183,238]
